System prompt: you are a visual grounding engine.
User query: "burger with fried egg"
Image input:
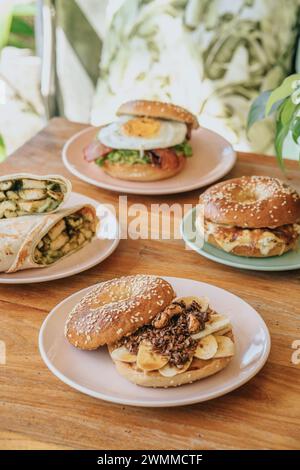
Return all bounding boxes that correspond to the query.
[84,100,199,181]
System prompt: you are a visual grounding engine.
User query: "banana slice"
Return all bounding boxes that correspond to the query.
[159,358,192,377]
[110,346,137,363]
[214,335,235,358]
[194,334,218,360]
[177,296,209,312]
[215,326,232,336]
[136,341,168,371]
[192,314,230,340]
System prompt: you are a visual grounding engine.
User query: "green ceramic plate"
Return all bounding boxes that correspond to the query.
[181,208,300,272]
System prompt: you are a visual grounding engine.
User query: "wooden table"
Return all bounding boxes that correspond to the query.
[0,118,300,450]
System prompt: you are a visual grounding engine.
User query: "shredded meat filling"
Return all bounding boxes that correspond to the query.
[120,300,212,367]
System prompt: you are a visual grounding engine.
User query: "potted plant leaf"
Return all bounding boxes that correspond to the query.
[248,74,300,169]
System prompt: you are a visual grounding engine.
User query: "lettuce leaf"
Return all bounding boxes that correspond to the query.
[95,141,192,167]
[172,140,193,157]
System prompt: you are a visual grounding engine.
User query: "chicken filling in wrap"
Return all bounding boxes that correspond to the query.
[0,178,67,218]
[34,208,96,265]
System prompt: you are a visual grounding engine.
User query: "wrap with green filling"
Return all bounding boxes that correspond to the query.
[0,204,97,273]
[0,174,72,219]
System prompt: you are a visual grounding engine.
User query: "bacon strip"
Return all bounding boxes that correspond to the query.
[84,140,180,170]
[150,148,179,170]
[83,141,112,162]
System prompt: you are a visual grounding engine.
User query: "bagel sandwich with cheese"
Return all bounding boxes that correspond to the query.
[65,275,234,388]
[84,100,199,182]
[197,176,300,258]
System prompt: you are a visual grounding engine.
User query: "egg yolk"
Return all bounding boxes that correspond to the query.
[121,117,161,138]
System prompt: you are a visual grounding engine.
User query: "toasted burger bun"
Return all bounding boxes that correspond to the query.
[200,176,300,228]
[65,275,175,350]
[111,331,234,388]
[117,100,199,130]
[102,155,186,182]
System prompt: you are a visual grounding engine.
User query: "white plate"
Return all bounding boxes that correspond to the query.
[62,126,236,195]
[0,192,119,284]
[39,276,270,407]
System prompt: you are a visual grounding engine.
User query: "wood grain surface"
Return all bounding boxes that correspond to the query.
[0,118,300,450]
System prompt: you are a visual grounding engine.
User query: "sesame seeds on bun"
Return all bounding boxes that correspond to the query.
[86,99,198,182]
[117,100,199,130]
[65,275,175,349]
[65,278,236,389]
[200,176,300,229]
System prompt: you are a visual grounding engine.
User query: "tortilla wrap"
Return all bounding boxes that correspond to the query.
[0,204,97,273]
[0,173,72,218]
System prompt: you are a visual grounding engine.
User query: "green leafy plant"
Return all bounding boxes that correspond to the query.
[247,73,300,169]
[0,2,35,50]
[8,3,35,50]
[0,7,12,50]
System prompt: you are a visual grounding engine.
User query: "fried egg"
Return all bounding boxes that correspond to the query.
[98,116,187,150]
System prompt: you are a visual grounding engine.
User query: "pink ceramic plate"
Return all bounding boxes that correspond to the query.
[62,127,236,195]
[0,192,119,284]
[39,276,270,407]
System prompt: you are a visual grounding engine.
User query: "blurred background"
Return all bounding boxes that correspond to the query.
[1,0,300,162]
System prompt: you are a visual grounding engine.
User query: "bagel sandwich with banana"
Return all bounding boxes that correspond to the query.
[65,275,235,388]
[197,176,300,258]
[84,100,199,182]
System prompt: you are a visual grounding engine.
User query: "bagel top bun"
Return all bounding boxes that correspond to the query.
[200,176,300,228]
[117,100,199,130]
[65,275,175,350]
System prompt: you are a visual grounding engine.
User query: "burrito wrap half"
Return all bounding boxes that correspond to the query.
[0,204,97,273]
[0,173,72,218]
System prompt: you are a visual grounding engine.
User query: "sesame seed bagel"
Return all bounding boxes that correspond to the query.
[117,100,199,130]
[65,275,175,350]
[111,331,234,388]
[102,155,186,182]
[200,176,300,228]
